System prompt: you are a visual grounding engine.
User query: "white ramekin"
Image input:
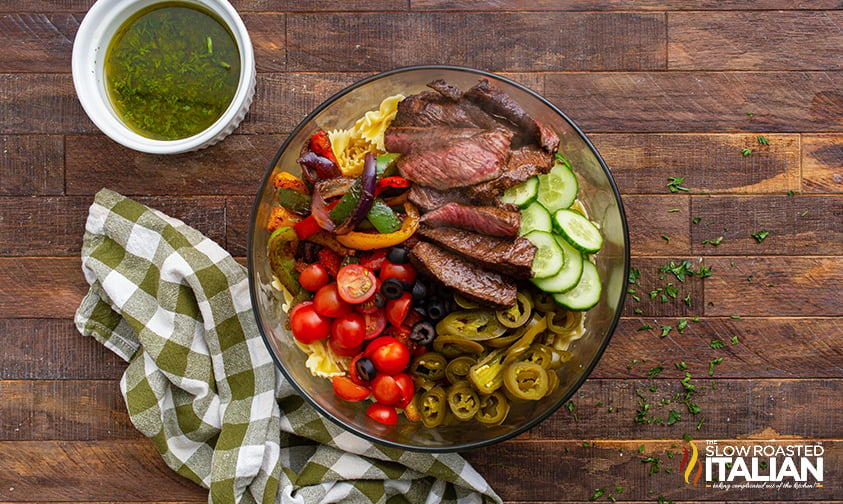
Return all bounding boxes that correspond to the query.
[72,0,256,154]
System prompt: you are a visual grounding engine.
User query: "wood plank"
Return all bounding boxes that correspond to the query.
[543,72,843,133]
[65,134,276,196]
[802,134,843,194]
[0,73,93,134]
[1,380,138,441]
[669,12,843,71]
[0,440,208,502]
[622,195,691,257]
[531,378,843,440]
[0,2,94,13]
[598,318,843,380]
[0,135,64,195]
[242,13,286,73]
[0,13,80,73]
[411,0,843,10]
[703,257,843,317]
[0,258,89,319]
[623,257,707,318]
[4,377,841,441]
[689,195,843,255]
[231,0,410,11]
[286,13,667,72]
[0,196,229,256]
[465,439,839,502]
[0,319,125,380]
[590,133,800,195]
[225,195,255,258]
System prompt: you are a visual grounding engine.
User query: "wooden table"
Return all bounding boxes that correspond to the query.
[2,1,841,503]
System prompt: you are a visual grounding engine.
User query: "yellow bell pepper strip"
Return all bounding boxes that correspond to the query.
[268,206,302,233]
[334,202,419,250]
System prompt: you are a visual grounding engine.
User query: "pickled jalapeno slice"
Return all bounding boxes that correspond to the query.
[495,291,533,328]
[475,391,510,425]
[409,352,447,381]
[419,386,448,428]
[445,355,476,385]
[432,335,484,358]
[447,381,480,421]
[436,310,506,341]
[503,361,549,401]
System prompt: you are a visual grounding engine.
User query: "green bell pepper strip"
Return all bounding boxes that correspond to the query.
[267,226,305,301]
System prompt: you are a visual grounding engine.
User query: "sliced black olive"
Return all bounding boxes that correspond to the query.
[387,246,410,264]
[373,291,386,309]
[380,277,405,300]
[411,280,429,302]
[410,321,436,346]
[355,357,377,382]
[425,297,448,321]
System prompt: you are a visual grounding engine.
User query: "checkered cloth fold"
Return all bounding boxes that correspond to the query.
[75,189,501,504]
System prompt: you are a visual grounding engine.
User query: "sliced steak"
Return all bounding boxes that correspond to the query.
[408,185,472,212]
[419,202,520,238]
[417,226,536,278]
[410,241,517,309]
[391,129,513,190]
[464,78,560,152]
[464,145,554,203]
[384,126,484,154]
[389,90,499,130]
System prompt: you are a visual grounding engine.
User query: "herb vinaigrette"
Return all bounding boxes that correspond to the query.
[105,2,241,140]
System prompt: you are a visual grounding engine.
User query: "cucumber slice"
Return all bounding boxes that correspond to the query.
[536,161,578,213]
[530,235,583,293]
[501,176,539,208]
[553,209,604,254]
[524,230,564,279]
[519,201,552,236]
[552,259,601,311]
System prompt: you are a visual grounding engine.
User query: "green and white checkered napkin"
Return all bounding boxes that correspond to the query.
[75,189,501,504]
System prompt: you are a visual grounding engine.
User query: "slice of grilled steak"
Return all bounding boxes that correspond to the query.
[390,129,513,190]
[464,78,560,152]
[410,241,517,309]
[389,90,500,130]
[408,185,472,212]
[463,145,554,203]
[419,202,520,238]
[417,226,536,278]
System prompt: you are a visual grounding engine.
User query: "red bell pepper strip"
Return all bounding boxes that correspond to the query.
[375,176,411,196]
[309,130,339,166]
[293,215,322,240]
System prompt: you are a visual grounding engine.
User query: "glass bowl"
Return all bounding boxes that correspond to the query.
[72,0,255,154]
[248,65,629,452]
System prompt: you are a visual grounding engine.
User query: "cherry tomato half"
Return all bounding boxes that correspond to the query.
[289,303,331,344]
[299,263,329,291]
[331,312,366,350]
[386,292,413,327]
[380,261,416,286]
[362,310,387,340]
[313,283,352,318]
[393,373,415,408]
[366,336,411,376]
[332,376,370,402]
[371,374,402,405]
[366,402,398,425]
[336,264,378,305]
[359,249,388,271]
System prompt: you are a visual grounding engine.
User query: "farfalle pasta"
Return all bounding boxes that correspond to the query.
[329,94,404,177]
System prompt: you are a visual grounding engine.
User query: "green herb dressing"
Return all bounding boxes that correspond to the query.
[105,2,241,140]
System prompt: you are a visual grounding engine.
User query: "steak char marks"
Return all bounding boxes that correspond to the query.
[385,78,558,308]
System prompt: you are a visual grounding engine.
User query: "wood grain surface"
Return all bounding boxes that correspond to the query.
[1,2,841,504]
